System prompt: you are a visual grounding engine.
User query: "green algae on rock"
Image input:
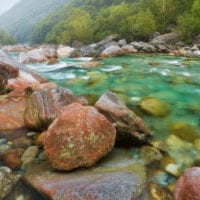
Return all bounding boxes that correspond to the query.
[140,97,170,117]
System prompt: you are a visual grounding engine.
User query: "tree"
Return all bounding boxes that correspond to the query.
[125,9,156,41]
[0,29,16,45]
[177,0,200,41]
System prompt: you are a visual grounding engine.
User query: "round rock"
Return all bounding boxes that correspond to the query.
[174,167,200,200]
[44,103,116,171]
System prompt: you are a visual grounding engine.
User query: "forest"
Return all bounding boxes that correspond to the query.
[1,0,200,45]
[30,0,198,44]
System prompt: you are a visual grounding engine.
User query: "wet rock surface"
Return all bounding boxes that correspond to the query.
[24,87,88,130]
[0,94,27,140]
[0,52,47,94]
[140,97,170,117]
[24,148,146,200]
[174,167,200,200]
[95,91,151,143]
[44,103,116,171]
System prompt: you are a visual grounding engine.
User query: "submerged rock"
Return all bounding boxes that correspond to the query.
[95,91,151,144]
[169,122,198,142]
[140,97,170,117]
[139,182,173,200]
[24,148,146,200]
[140,146,163,165]
[174,167,200,200]
[24,87,87,131]
[165,134,197,170]
[44,103,116,171]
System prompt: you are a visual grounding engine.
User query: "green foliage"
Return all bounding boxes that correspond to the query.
[0,29,16,45]
[177,0,200,41]
[1,0,199,44]
[125,9,156,41]
[0,0,70,42]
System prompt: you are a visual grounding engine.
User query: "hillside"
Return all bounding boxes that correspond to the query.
[0,0,70,42]
[30,0,198,45]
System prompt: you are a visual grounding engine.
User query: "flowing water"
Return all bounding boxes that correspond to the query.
[26,54,200,141]
[6,53,200,198]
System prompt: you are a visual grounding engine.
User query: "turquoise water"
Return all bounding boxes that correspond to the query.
[27,54,200,141]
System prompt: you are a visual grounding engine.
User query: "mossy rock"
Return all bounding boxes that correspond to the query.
[169,122,198,142]
[140,97,170,117]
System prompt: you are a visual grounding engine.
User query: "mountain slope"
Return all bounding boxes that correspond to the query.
[0,0,70,42]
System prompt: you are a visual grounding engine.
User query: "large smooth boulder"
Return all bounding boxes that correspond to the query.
[0,52,19,94]
[100,45,123,57]
[150,32,180,45]
[71,35,121,57]
[24,148,146,200]
[121,45,138,54]
[0,52,48,94]
[20,48,57,64]
[24,87,87,131]
[57,46,75,57]
[44,103,116,171]
[95,91,151,143]
[174,167,200,200]
[0,94,27,140]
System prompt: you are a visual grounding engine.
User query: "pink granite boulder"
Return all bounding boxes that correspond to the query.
[44,103,116,171]
[174,167,200,200]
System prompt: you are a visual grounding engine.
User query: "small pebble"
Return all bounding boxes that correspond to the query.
[0,138,7,145]
[165,163,181,177]
[0,144,11,154]
[27,131,37,137]
[16,195,25,200]
[0,166,12,173]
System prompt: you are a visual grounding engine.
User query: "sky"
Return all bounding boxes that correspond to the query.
[0,0,20,15]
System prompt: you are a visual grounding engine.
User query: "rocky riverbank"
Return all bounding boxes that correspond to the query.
[0,44,200,199]
[2,32,200,65]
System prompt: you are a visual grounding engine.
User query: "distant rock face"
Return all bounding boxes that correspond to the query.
[95,91,151,143]
[174,167,200,200]
[44,103,116,171]
[150,32,180,45]
[100,45,123,57]
[24,87,88,131]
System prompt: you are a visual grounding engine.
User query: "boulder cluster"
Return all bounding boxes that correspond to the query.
[3,32,200,66]
[0,52,151,171]
[0,45,200,199]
